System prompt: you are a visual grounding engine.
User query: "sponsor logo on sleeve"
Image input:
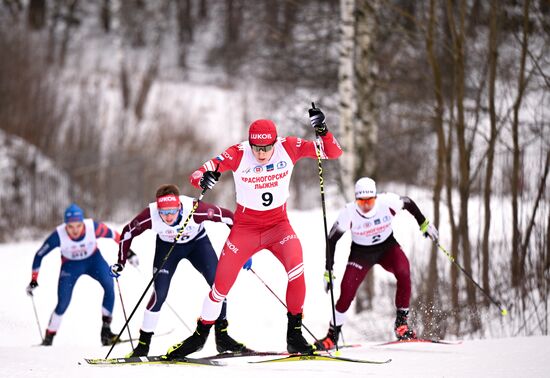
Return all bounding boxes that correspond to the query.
[276,161,287,169]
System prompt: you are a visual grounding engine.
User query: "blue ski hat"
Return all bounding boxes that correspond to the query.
[64,203,84,223]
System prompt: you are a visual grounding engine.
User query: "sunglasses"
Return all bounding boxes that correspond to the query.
[251,143,275,153]
[158,208,179,216]
[356,197,376,206]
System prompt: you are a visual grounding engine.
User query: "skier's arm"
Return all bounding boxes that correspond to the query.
[189,144,243,189]
[401,196,426,227]
[193,201,234,227]
[325,207,351,271]
[94,221,121,243]
[30,231,60,281]
[283,133,343,164]
[326,223,346,271]
[117,207,152,266]
[401,196,439,241]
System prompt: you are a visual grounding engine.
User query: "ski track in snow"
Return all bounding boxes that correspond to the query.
[2,212,547,377]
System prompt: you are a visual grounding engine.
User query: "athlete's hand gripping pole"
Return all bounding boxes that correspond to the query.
[310,102,339,354]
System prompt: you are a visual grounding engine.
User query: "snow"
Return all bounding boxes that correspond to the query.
[2,211,547,377]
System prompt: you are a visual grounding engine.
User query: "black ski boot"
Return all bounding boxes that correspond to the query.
[166,319,212,360]
[314,323,341,351]
[127,330,154,357]
[41,330,56,346]
[394,309,416,340]
[286,312,314,354]
[214,318,247,353]
[101,316,118,346]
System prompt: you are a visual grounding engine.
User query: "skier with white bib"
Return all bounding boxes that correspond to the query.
[112,184,249,357]
[165,106,343,359]
[314,177,439,350]
[26,203,121,346]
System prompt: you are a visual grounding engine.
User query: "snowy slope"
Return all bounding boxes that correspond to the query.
[2,210,547,377]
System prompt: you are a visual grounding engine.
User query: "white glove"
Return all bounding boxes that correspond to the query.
[420,219,439,242]
[127,249,139,268]
[323,270,335,293]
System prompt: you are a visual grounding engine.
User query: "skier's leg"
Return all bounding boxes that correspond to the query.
[378,244,415,339]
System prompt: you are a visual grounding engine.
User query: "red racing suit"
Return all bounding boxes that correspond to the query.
[189,132,342,320]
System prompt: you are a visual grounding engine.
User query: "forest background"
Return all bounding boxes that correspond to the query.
[0,0,548,340]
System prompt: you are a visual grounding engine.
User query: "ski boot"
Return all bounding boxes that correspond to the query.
[165,319,212,359]
[126,330,154,357]
[394,309,417,340]
[214,318,248,353]
[314,323,341,351]
[286,312,314,354]
[41,330,56,346]
[101,316,118,346]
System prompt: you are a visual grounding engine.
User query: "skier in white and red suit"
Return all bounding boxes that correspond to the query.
[314,177,440,351]
[166,107,342,359]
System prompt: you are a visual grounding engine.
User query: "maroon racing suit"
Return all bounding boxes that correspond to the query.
[327,194,428,314]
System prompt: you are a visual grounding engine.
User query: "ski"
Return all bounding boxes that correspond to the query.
[376,338,462,346]
[203,344,363,360]
[202,350,286,360]
[84,355,224,367]
[249,353,391,364]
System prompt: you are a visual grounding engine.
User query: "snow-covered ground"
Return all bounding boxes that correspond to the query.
[2,210,547,377]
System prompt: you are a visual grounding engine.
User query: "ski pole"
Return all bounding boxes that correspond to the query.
[311,102,339,354]
[249,268,320,343]
[115,277,134,350]
[134,266,192,333]
[436,242,508,316]
[106,187,209,358]
[30,294,44,342]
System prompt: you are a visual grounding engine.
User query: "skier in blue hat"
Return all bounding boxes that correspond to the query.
[26,203,125,346]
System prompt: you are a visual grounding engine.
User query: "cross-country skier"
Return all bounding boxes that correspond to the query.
[165,105,343,359]
[112,184,249,357]
[314,177,439,350]
[26,203,121,346]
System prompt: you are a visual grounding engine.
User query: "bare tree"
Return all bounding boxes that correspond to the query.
[481,0,500,300]
[511,0,531,287]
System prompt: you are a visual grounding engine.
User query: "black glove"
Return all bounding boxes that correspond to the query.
[26,280,38,296]
[308,105,328,136]
[199,170,221,191]
[109,263,124,278]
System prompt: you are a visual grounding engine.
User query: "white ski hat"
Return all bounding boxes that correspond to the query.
[355,177,376,198]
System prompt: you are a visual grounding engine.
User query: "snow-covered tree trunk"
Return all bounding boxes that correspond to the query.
[338,0,356,198]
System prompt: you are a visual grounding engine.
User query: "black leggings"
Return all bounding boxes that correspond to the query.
[146,235,227,319]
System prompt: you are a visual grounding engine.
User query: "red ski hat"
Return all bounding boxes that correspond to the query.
[248,119,277,146]
[156,194,180,209]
